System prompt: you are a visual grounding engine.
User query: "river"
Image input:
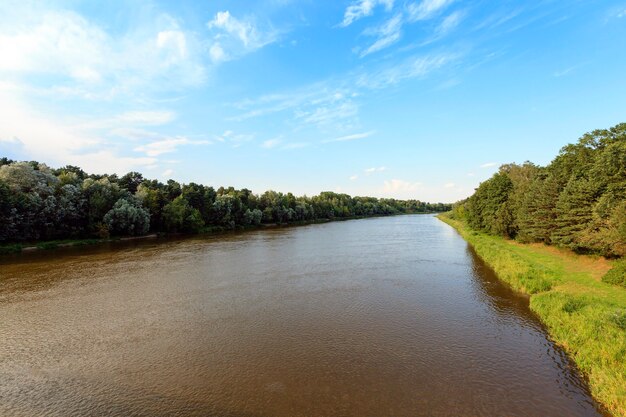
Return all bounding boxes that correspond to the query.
[0,214,608,416]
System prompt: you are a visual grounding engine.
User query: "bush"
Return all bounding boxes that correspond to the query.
[103,197,150,236]
[602,260,626,288]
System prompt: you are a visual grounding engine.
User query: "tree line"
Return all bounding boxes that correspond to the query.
[0,158,450,243]
[450,123,626,258]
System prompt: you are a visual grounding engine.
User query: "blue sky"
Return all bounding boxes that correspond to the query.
[0,0,625,202]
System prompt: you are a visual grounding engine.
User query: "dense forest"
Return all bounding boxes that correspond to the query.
[450,123,626,259]
[0,158,450,243]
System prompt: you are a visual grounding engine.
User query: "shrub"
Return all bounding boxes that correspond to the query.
[602,260,626,288]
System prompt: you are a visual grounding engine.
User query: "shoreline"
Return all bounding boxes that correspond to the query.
[0,211,441,256]
[437,213,626,417]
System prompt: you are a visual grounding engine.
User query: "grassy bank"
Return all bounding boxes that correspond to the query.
[438,213,626,417]
[0,235,158,255]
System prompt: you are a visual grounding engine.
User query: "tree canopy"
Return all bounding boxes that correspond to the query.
[0,161,450,243]
[451,123,626,258]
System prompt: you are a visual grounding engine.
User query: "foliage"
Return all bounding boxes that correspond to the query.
[457,123,626,257]
[103,197,150,236]
[0,159,451,242]
[603,260,626,288]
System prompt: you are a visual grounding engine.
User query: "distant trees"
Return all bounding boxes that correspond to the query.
[452,122,626,258]
[0,159,451,243]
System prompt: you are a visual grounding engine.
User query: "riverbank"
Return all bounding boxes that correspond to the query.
[0,235,159,255]
[438,213,626,417]
[0,212,441,255]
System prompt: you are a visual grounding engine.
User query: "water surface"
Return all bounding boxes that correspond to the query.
[0,215,607,416]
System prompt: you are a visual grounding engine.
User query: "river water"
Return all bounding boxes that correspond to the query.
[0,215,607,416]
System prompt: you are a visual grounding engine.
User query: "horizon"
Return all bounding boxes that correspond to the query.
[1,0,625,202]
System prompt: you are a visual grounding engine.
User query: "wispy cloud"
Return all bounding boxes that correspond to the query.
[323,130,375,143]
[480,162,498,168]
[261,138,282,148]
[365,166,387,173]
[350,175,359,180]
[435,10,465,38]
[294,100,358,128]
[406,0,455,22]
[214,130,254,144]
[282,142,309,150]
[356,52,460,89]
[382,178,422,193]
[116,111,176,126]
[134,137,210,157]
[474,8,524,31]
[229,85,356,128]
[553,62,588,77]
[207,11,278,63]
[360,14,403,57]
[340,0,395,27]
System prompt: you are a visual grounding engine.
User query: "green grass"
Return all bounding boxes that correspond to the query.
[438,213,626,417]
[0,238,109,254]
[603,260,626,288]
[0,243,23,254]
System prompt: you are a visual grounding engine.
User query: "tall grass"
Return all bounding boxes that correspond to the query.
[438,213,626,417]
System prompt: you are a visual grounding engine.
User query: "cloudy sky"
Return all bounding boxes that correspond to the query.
[1,0,625,202]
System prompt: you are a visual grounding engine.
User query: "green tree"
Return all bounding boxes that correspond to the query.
[103,197,150,236]
[163,196,204,233]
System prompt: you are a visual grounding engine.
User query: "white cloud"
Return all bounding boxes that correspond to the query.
[209,43,227,62]
[0,11,106,77]
[134,137,210,157]
[0,8,206,100]
[214,130,254,144]
[357,52,459,89]
[262,138,282,148]
[350,175,359,180]
[407,0,455,22]
[480,162,498,168]
[361,14,403,57]
[553,62,588,78]
[323,130,375,143]
[231,85,360,135]
[365,166,387,173]
[282,142,309,150]
[444,182,456,188]
[340,0,395,27]
[207,11,278,63]
[294,100,359,129]
[0,90,159,174]
[435,10,465,37]
[162,169,174,178]
[383,179,422,193]
[116,111,176,126]
[157,30,188,62]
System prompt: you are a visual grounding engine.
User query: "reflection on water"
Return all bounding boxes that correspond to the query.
[0,215,607,417]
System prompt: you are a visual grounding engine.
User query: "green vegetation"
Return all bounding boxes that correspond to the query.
[440,122,626,417]
[439,214,626,417]
[0,157,450,246]
[603,260,626,288]
[450,123,626,260]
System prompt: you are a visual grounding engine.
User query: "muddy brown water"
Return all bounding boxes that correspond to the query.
[0,215,609,416]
